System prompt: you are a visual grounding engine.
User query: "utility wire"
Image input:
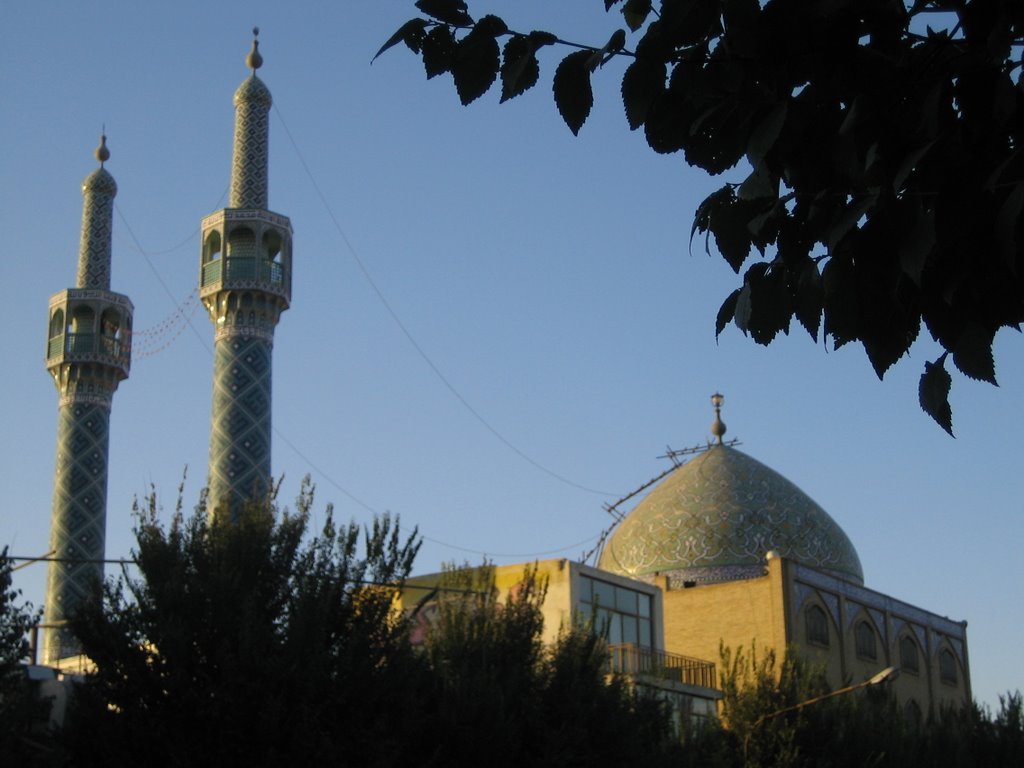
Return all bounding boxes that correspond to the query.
[271,102,616,498]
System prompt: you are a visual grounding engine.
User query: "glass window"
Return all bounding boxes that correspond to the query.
[900,634,920,675]
[855,620,877,661]
[939,649,958,685]
[805,604,829,647]
[593,579,615,608]
[639,618,652,648]
[579,576,655,649]
[638,594,651,618]
[615,586,638,614]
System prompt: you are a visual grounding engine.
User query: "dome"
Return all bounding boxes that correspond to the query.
[82,167,117,197]
[234,75,272,108]
[598,444,863,585]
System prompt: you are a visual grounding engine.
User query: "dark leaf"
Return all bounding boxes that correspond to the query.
[452,25,501,105]
[710,196,757,273]
[995,182,1024,267]
[622,0,653,31]
[553,50,594,135]
[415,0,473,26]
[475,14,509,37]
[746,264,792,345]
[919,354,954,436]
[604,0,625,11]
[737,161,776,201]
[528,30,559,47]
[423,25,456,79]
[893,140,936,192]
[621,58,665,130]
[373,18,429,61]
[747,102,788,166]
[952,323,997,384]
[822,255,858,348]
[898,204,935,286]
[692,186,733,255]
[643,90,688,154]
[794,260,823,341]
[500,36,540,103]
[716,289,741,338]
[734,283,753,334]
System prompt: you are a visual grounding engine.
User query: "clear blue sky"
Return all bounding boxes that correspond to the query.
[2,2,1021,710]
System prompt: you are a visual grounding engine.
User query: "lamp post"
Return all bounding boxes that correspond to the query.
[743,666,899,765]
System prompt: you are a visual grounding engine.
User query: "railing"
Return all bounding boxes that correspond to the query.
[201,257,285,287]
[47,335,64,359]
[607,643,716,689]
[47,333,128,364]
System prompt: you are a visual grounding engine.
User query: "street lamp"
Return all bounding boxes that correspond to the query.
[743,666,899,764]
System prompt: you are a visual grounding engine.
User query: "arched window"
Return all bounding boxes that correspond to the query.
[204,230,222,262]
[899,634,920,674]
[805,604,829,647]
[855,620,877,661]
[71,306,95,334]
[49,309,65,338]
[939,649,958,685]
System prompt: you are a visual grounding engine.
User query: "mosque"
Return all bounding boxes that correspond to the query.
[37,33,970,722]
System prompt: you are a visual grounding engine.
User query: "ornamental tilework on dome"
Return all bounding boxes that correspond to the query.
[598,445,864,585]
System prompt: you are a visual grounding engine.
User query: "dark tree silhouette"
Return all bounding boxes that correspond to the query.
[380,0,1024,434]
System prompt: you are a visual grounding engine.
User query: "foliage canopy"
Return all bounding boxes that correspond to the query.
[381,0,1024,434]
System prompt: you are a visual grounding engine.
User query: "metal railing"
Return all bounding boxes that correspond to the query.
[607,643,717,689]
[201,257,285,287]
[47,333,129,364]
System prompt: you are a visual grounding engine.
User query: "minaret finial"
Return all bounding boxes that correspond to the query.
[710,392,727,444]
[95,131,110,167]
[247,27,263,72]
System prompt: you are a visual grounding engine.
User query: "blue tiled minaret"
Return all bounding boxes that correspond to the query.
[43,135,133,664]
[201,30,292,517]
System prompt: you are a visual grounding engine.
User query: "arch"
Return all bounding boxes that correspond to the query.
[49,308,65,338]
[855,618,878,661]
[71,305,95,333]
[100,308,122,356]
[938,648,958,685]
[227,227,256,258]
[804,603,829,647]
[899,633,920,675]
[203,230,222,263]
[262,229,282,261]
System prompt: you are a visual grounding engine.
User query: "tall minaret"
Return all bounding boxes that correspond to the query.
[201,29,292,517]
[43,135,133,665]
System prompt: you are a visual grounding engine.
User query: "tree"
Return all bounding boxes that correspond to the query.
[379,0,1024,434]
[64,481,425,767]
[418,563,684,767]
[0,547,45,760]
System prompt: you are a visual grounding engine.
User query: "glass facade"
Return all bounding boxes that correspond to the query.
[578,574,653,648]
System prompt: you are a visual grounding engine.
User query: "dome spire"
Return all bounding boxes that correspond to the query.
[247,26,263,72]
[710,392,726,444]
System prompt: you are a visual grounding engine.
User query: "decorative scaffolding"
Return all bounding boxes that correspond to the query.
[606,643,717,690]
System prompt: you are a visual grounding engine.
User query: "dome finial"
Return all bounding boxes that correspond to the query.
[246,27,263,72]
[94,130,110,167]
[710,392,726,444]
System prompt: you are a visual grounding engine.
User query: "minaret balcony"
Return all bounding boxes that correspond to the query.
[199,208,292,308]
[45,332,131,378]
[46,289,133,379]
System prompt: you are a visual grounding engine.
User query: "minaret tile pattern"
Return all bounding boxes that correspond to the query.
[43,135,133,664]
[201,31,292,517]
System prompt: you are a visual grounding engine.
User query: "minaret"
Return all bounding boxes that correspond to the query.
[201,29,292,517]
[43,135,133,665]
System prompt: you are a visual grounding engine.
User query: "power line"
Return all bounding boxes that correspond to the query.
[271,102,617,498]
